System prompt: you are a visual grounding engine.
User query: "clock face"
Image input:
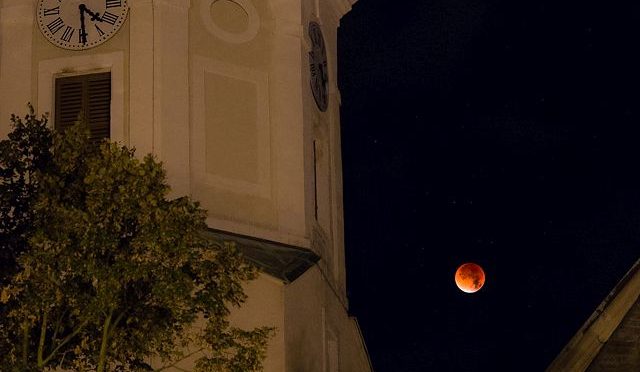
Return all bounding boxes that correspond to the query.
[37,0,129,50]
[308,22,328,112]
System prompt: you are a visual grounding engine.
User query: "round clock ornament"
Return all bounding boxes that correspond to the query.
[37,0,129,50]
[308,21,329,112]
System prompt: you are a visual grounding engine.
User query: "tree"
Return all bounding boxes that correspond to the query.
[0,108,53,286]
[0,108,54,364]
[0,108,273,371]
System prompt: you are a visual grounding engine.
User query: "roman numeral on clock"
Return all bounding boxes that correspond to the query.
[95,24,105,36]
[46,17,65,34]
[106,0,122,8]
[60,26,74,42]
[43,7,60,16]
[101,11,118,25]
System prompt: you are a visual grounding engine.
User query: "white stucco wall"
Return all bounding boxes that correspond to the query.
[285,267,371,372]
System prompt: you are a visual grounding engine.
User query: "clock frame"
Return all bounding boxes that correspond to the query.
[37,0,129,50]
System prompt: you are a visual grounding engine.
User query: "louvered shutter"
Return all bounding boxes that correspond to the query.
[55,72,111,143]
[86,73,111,141]
[54,76,84,132]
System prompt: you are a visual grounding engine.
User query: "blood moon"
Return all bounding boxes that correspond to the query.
[455,263,485,293]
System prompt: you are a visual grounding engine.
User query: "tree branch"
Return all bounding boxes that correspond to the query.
[107,309,126,341]
[154,347,205,371]
[51,308,68,348]
[97,309,114,372]
[21,321,29,368]
[42,318,89,366]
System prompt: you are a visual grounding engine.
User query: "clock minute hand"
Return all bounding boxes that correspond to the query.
[79,4,88,44]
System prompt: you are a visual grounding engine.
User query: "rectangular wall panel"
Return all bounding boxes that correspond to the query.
[191,56,271,199]
[205,72,259,184]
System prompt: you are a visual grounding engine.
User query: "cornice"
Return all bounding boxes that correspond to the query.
[204,228,320,284]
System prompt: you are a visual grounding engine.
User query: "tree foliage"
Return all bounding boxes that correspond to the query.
[0,108,273,371]
[0,108,53,286]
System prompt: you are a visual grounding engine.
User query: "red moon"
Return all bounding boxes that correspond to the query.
[455,263,485,293]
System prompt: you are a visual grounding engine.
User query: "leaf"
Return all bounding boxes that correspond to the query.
[0,287,10,303]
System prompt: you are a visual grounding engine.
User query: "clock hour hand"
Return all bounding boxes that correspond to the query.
[79,4,88,44]
[80,4,104,22]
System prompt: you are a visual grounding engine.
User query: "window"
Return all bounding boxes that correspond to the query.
[55,72,111,143]
[313,138,331,231]
[314,139,319,220]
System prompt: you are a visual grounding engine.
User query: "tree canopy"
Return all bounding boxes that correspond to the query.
[0,108,272,371]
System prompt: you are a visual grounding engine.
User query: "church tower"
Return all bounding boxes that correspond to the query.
[0,0,371,370]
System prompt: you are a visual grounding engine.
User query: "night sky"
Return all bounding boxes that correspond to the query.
[338,0,640,371]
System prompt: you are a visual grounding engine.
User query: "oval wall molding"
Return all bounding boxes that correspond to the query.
[199,0,260,44]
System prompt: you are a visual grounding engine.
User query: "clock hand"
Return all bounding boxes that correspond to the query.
[79,4,88,44]
[81,5,104,22]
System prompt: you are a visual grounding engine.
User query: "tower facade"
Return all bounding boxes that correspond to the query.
[0,0,371,370]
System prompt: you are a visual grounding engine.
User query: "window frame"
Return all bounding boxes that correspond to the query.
[37,52,125,143]
[54,71,112,142]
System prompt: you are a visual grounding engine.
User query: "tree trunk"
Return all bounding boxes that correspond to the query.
[21,321,29,368]
[97,310,113,372]
[37,309,49,367]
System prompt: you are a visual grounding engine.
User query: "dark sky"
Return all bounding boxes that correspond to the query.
[338,0,640,371]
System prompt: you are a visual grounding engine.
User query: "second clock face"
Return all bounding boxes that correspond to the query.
[37,0,129,50]
[309,22,328,112]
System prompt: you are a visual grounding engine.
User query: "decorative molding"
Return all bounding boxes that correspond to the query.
[199,0,260,44]
[191,55,271,199]
[37,52,126,143]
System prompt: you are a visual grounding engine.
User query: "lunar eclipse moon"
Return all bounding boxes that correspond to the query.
[455,263,485,293]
